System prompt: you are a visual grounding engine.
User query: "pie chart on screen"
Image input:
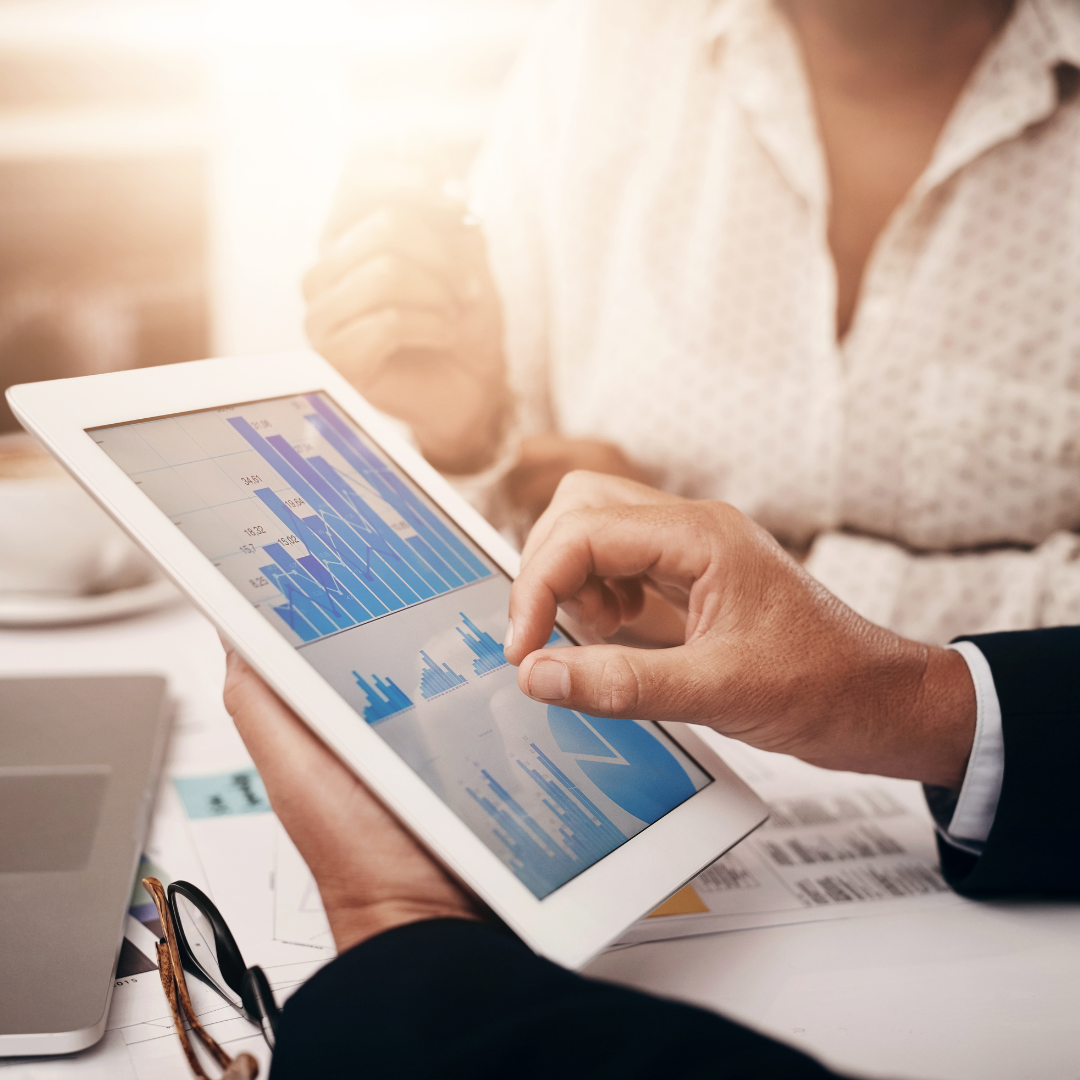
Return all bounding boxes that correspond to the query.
[546,705,697,823]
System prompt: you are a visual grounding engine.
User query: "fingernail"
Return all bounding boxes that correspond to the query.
[528,659,569,701]
[504,619,514,651]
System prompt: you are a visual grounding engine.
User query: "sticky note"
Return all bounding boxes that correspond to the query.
[174,768,270,819]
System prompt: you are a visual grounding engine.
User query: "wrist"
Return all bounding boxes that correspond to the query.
[846,639,976,789]
[905,645,977,790]
[418,389,509,475]
[326,898,480,955]
[792,633,975,789]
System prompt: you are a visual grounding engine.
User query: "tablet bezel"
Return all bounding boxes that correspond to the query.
[9,352,768,969]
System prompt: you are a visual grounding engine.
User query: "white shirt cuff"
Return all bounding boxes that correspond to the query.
[943,641,1005,847]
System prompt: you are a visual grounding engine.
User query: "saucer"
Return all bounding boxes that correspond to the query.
[0,578,182,628]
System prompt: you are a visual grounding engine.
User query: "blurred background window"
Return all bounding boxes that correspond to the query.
[0,0,548,432]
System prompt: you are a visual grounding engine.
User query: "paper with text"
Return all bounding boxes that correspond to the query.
[618,732,963,945]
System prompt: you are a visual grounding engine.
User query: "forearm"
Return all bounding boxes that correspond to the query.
[416,378,512,476]
[322,897,482,955]
[793,638,976,790]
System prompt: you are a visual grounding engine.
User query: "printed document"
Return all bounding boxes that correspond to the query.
[618,731,963,945]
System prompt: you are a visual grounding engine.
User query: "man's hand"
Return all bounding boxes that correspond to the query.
[222,649,477,954]
[302,166,509,476]
[505,473,976,790]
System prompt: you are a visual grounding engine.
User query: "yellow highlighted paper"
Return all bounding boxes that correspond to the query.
[648,884,709,917]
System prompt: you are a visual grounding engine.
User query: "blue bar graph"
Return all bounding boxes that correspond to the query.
[457,613,507,676]
[419,651,467,698]
[353,671,413,723]
[468,745,628,898]
[226,405,493,644]
[302,394,489,579]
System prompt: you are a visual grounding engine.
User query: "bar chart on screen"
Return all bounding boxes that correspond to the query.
[226,395,492,643]
[352,670,413,722]
[419,650,468,698]
[351,608,517,725]
[458,612,508,675]
[92,392,496,648]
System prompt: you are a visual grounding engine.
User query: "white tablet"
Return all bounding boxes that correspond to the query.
[9,352,767,968]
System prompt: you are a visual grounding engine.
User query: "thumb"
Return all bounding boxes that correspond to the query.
[516,642,715,722]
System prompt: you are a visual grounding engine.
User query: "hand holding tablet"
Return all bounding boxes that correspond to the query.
[222,647,480,954]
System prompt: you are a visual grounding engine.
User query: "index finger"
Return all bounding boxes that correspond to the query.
[520,471,684,568]
[507,503,714,663]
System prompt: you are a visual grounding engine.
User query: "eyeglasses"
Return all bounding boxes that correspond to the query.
[142,876,281,1079]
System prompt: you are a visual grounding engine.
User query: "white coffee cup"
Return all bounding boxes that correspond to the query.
[0,433,157,598]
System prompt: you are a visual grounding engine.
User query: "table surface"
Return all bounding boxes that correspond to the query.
[3,601,1079,1080]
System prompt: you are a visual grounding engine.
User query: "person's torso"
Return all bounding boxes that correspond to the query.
[503,0,1080,551]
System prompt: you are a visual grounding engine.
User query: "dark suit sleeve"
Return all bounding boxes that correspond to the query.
[935,626,1080,896]
[270,918,836,1079]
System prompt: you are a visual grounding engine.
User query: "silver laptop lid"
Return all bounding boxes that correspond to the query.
[0,675,170,1056]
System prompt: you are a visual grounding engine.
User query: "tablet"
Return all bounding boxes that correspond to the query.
[9,352,767,968]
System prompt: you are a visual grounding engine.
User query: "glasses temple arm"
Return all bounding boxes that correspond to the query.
[155,940,212,1079]
[143,877,256,1076]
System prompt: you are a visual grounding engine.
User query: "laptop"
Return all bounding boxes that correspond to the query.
[0,675,171,1056]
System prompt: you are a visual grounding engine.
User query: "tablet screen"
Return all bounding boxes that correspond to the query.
[90,393,711,898]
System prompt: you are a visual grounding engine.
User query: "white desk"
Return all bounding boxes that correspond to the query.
[3,603,1080,1080]
[587,900,1080,1080]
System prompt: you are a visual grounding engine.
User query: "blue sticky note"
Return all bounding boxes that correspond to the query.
[174,768,270,819]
